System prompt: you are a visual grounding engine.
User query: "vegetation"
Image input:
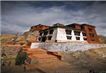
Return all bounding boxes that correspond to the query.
[20,42,25,46]
[1,34,27,44]
[98,35,106,44]
[15,52,27,65]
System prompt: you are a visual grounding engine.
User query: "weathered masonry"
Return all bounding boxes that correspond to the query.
[37,23,100,44]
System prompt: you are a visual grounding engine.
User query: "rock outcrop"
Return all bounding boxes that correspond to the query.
[23,24,50,41]
[23,31,39,41]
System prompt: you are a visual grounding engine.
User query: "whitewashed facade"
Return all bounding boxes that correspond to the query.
[37,27,87,43]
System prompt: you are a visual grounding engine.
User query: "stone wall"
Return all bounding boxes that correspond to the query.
[30,43,106,52]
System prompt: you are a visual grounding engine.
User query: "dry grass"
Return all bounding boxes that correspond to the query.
[98,35,106,44]
[63,47,106,70]
[1,34,27,44]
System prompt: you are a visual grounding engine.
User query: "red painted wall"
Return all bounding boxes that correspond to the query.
[83,25,100,44]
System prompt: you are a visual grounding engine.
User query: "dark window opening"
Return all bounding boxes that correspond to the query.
[41,37,47,42]
[88,28,92,32]
[89,33,94,37]
[76,37,80,40]
[91,38,95,41]
[83,33,86,36]
[55,40,57,42]
[39,38,41,41]
[48,36,52,40]
[65,30,71,35]
[49,30,54,34]
[81,26,84,29]
[84,38,87,40]
[44,31,48,35]
[67,36,72,40]
[40,32,43,36]
[74,31,80,36]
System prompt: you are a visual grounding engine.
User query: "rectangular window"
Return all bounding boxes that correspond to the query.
[67,36,72,40]
[91,38,95,41]
[39,38,41,41]
[49,30,54,34]
[84,38,87,40]
[44,31,48,35]
[83,33,86,36]
[76,37,80,40]
[65,30,71,35]
[89,33,94,37]
[81,26,84,29]
[88,28,92,32]
[40,32,43,36]
[74,31,80,36]
[48,36,52,40]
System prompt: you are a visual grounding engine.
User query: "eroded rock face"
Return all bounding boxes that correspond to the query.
[23,24,50,41]
[23,31,39,41]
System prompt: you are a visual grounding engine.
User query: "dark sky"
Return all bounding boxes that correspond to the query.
[1,1,106,36]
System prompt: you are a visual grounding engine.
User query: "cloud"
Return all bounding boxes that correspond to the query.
[1,1,106,36]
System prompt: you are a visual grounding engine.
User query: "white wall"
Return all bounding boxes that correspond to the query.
[38,28,87,42]
[30,43,40,48]
[30,42,106,52]
[56,28,67,41]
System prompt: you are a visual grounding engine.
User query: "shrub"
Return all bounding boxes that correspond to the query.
[20,42,25,46]
[15,52,27,65]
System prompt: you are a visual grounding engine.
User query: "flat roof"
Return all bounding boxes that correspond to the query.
[81,24,95,27]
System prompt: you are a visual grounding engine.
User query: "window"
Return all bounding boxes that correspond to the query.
[88,28,92,32]
[49,30,54,34]
[41,37,47,42]
[74,31,80,36]
[91,38,95,41]
[89,33,94,37]
[39,38,41,41]
[76,37,80,40]
[67,36,72,40]
[83,33,86,36]
[65,30,71,35]
[48,36,52,40]
[81,26,84,29]
[44,31,48,35]
[40,32,43,36]
[84,38,87,40]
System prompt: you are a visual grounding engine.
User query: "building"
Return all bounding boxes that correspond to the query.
[37,23,100,44]
[30,24,50,32]
[24,24,50,41]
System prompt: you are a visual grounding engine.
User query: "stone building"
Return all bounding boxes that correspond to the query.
[37,23,100,44]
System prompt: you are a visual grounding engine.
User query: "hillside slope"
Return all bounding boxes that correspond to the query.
[1,34,27,44]
[98,35,106,44]
[63,47,106,70]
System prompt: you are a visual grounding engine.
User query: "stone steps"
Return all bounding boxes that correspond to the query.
[24,48,65,72]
